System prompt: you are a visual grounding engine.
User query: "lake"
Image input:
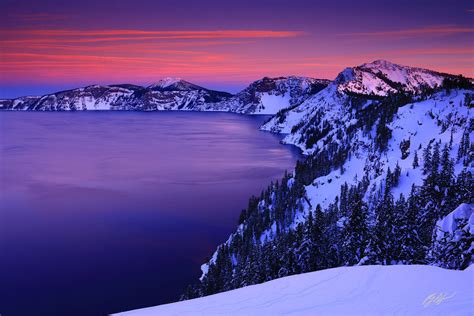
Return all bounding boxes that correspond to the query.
[0,111,300,315]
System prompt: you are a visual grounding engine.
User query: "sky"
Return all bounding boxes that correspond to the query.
[0,0,473,98]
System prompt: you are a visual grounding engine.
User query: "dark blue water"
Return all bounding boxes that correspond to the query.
[0,111,300,316]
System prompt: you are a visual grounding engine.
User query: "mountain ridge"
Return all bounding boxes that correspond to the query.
[0,76,329,114]
[1,60,471,114]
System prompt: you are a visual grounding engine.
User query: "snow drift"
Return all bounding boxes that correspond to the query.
[115,265,473,316]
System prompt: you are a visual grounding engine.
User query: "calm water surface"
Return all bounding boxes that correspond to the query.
[0,111,300,316]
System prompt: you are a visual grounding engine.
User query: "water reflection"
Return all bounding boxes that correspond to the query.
[0,111,300,316]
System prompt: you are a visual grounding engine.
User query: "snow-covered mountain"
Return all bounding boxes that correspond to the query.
[116,265,473,315]
[337,59,454,96]
[0,76,328,114]
[182,60,473,302]
[0,80,232,111]
[263,60,471,152]
[207,76,330,114]
[122,79,233,111]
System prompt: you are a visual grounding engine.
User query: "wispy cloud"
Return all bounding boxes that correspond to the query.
[0,28,306,84]
[1,29,304,39]
[345,25,474,38]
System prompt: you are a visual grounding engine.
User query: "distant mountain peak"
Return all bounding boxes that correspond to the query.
[149,77,184,89]
[363,59,397,68]
[335,59,452,96]
[147,78,213,92]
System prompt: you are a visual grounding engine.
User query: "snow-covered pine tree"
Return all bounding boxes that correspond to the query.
[399,185,426,263]
[343,189,369,265]
[430,218,473,270]
[412,150,419,168]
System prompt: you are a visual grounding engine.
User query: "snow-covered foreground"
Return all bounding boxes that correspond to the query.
[115,265,473,316]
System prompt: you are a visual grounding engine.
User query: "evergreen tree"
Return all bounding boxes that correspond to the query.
[312,204,326,269]
[422,142,432,175]
[298,212,314,271]
[399,185,426,263]
[385,167,393,191]
[339,182,349,218]
[430,218,473,270]
[324,202,343,268]
[371,184,396,264]
[392,194,406,262]
[342,189,369,265]
[412,150,419,168]
[459,170,473,202]
[457,129,469,162]
[431,142,441,179]
[393,162,402,187]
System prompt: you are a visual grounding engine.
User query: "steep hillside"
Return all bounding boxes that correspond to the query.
[183,61,473,300]
[116,265,473,316]
[208,76,330,114]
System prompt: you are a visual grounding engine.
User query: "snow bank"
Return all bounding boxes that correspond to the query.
[258,92,291,114]
[436,203,474,240]
[114,265,473,315]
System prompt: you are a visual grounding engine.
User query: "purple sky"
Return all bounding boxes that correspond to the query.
[0,0,473,97]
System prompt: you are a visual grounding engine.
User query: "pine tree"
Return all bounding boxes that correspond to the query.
[399,185,426,263]
[439,144,456,216]
[422,142,432,175]
[461,130,471,166]
[385,167,393,191]
[298,212,314,272]
[412,150,419,168]
[457,129,469,162]
[449,129,454,148]
[339,182,349,218]
[431,142,441,179]
[372,183,396,264]
[342,189,369,265]
[391,194,406,262]
[312,204,326,269]
[393,162,402,187]
[324,202,343,268]
[452,169,474,206]
[430,218,473,270]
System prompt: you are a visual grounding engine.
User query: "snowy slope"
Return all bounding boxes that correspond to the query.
[115,265,473,316]
[302,89,473,209]
[208,76,330,114]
